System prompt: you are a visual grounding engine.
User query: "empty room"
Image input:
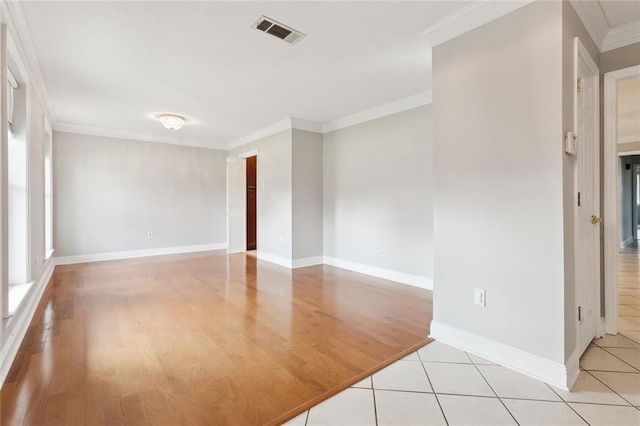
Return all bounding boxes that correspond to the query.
[0,1,639,425]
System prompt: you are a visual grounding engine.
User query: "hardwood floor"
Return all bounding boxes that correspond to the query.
[1,251,432,425]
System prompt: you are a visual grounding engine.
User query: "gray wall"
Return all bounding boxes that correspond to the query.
[53,132,227,256]
[229,130,293,261]
[323,105,433,279]
[601,42,640,74]
[292,130,323,261]
[433,1,565,363]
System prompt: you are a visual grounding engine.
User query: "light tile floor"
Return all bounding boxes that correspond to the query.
[283,251,640,426]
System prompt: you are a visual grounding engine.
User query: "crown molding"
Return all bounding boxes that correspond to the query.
[601,20,640,52]
[290,117,323,134]
[569,0,609,50]
[55,122,227,150]
[0,1,57,125]
[226,117,323,150]
[226,118,292,151]
[421,0,534,47]
[322,91,432,134]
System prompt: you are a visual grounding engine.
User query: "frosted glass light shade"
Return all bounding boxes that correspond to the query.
[159,114,185,130]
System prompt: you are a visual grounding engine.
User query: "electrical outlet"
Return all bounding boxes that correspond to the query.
[147,231,153,238]
[474,288,486,307]
[375,242,380,252]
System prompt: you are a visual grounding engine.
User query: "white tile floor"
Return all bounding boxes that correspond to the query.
[283,336,640,426]
[283,252,640,425]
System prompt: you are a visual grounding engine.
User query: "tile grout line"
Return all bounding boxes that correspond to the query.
[544,382,590,425]
[468,353,521,426]
[594,345,640,373]
[417,347,450,426]
[584,369,638,408]
[372,387,379,426]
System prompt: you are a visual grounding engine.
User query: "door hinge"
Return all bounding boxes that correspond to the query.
[577,77,582,93]
[578,305,582,322]
[577,192,581,207]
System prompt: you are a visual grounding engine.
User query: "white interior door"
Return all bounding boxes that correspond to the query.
[575,38,600,355]
[227,157,246,254]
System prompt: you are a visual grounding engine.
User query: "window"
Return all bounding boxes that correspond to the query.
[44,119,53,258]
[7,65,30,314]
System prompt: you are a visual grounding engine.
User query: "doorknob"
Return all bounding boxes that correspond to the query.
[590,215,602,224]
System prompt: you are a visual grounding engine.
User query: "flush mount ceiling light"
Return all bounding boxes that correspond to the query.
[158,113,185,130]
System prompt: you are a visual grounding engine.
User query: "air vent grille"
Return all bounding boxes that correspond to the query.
[253,16,305,45]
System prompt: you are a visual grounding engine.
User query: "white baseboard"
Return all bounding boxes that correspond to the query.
[256,251,292,268]
[323,256,433,290]
[292,256,324,268]
[565,347,581,390]
[621,235,634,248]
[0,258,55,387]
[54,243,228,265]
[430,321,571,390]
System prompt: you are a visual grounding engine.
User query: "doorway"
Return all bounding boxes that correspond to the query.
[604,65,640,334]
[246,155,257,252]
[227,150,258,255]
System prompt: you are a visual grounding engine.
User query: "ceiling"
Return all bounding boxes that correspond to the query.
[599,0,640,28]
[19,1,470,149]
[16,1,640,150]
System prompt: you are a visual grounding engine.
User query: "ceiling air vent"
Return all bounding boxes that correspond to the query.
[252,16,305,45]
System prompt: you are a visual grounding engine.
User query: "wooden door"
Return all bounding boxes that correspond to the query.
[246,156,257,250]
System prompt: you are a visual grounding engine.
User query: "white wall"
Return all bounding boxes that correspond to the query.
[323,105,433,284]
[292,129,323,262]
[432,0,566,368]
[53,132,227,257]
[228,130,293,262]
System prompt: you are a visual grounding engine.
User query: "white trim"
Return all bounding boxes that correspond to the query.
[54,122,227,151]
[227,117,323,151]
[323,256,432,290]
[421,1,534,47]
[601,20,640,53]
[604,65,640,334]
[292,256,323,268]
[290,118,323,134]
[565,347,582,390]
[322,91,432,134]
[0,257,54,388]
[239,150,258,159]
[226,119,292,151]
[54,243,227,266]
[256,251,292,268]
[618,135,640,144]
[618,150,640,156]
[0,1,56,124]
[430,321,574,391]
[569,0,609,51]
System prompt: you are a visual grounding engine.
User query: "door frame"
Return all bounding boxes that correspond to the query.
[574,37,601,353]
[604,64,640,334]
[226,150,257,255]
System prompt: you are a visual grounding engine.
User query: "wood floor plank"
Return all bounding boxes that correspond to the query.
[1,251,432,425]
